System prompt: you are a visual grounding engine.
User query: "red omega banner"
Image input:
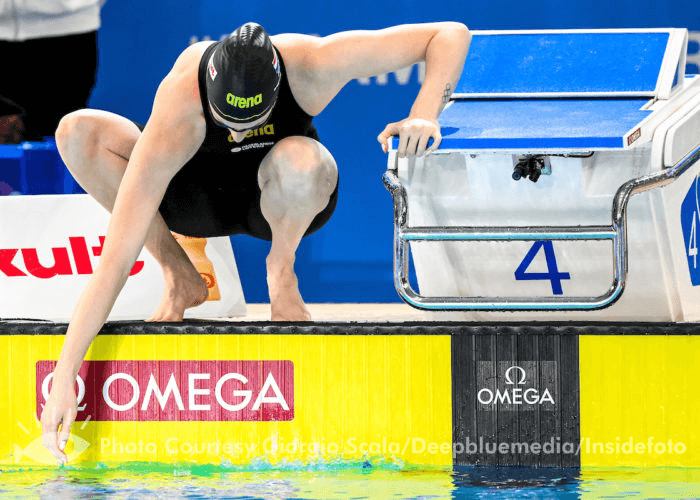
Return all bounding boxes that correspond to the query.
[36,360,295,422]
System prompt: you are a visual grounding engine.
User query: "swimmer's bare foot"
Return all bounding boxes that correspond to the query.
[148,264,208,322]
[267,257,311,322]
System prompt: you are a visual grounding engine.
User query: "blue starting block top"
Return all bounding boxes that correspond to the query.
[390,98,651,151]
[454,31,673,97]
[436,98,651,150]
[390,29,688,151]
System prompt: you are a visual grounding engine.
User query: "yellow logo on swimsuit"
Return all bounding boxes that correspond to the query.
[227,124,275,142]
[226,93,263,109]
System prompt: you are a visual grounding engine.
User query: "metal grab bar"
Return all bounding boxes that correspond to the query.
[382,146,700,311]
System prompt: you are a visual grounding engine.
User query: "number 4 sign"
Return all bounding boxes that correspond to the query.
[680,174,700,286]
[514,241,571,295]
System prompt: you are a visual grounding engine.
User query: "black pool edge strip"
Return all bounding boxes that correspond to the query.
[1,320,700,335]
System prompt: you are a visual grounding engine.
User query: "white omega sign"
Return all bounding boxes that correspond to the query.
[477,365,555,406]
[40,371,289,414]
[42,373,87,411]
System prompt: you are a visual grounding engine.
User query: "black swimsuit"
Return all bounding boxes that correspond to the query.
[154,41,338,240]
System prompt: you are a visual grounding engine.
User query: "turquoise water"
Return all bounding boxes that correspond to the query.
[1,463,700,499]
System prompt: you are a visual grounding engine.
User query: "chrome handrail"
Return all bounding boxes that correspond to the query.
[383,146,700,310]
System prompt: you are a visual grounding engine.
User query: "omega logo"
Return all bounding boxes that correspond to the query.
[477,365,555,406]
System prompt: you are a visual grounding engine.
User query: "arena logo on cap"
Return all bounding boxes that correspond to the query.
[226,93,262,109]
[36,360,294,422]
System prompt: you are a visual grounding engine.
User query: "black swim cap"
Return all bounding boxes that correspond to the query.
[206,22,281,125]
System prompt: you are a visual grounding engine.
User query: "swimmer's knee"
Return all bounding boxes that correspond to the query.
[259,136,338,196]
[55,109,102,155]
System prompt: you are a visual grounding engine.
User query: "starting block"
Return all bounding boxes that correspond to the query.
[385,29,700,321]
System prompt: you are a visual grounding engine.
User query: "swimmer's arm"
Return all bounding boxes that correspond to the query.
[44,76,203,419]
[406,23,471,120]
[306,23,470,115]
[307,22,470,155]
[59,97,201,372]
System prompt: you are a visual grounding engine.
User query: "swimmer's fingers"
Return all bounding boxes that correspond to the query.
[41,380,77,464]
[378,118,441,156]
[415,132,435,157]
[41,425,61,462]
[58,410,76,455]
[397,118,441,157]
[397,131,411,158]
[424,129,442,155]
[377,122,401,153]
[41,404,68,464]
[405,135,421,157]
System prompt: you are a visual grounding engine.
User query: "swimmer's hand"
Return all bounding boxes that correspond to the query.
[377,117,441,157]
[40,376,78,465]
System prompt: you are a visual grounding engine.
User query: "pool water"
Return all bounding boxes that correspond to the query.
[1,463,700,499]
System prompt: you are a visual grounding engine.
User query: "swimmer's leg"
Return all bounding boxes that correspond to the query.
[258,136,338,321]
[55,109,208,321]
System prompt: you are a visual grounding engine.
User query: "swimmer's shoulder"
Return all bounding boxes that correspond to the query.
[270,34,321,74]
[271,34,335,116]
[169,41,216,76]
[147,41,212,136]
[158,42,216,108]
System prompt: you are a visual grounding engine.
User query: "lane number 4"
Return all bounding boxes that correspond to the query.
[515,241,571,295]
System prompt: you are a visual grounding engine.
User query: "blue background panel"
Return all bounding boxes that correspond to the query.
[433,98,652,150]
[455,32,670,95]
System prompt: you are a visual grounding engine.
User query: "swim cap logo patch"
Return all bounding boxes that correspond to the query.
[272,49,280,76]
[208,54,217,81]
[226,93,263,109]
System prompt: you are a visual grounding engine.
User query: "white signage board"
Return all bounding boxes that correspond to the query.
[0,194,246,321]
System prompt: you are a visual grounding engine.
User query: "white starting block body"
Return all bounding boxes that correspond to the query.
[385,29,700,321]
